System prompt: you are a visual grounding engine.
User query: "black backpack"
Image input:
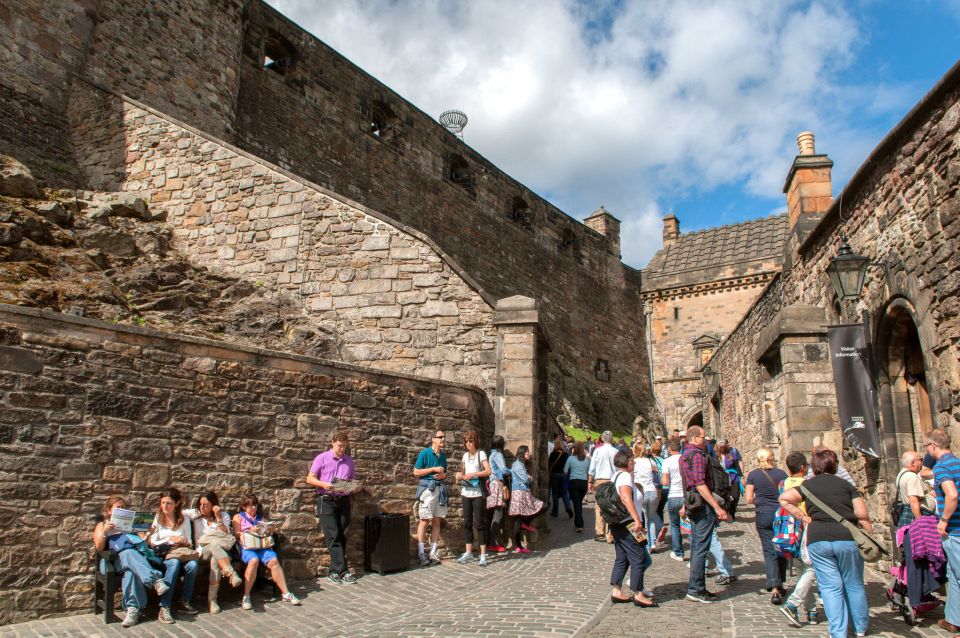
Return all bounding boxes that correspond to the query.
[682,450,731,511]
[708,454,732,506]
[596,472,631,525]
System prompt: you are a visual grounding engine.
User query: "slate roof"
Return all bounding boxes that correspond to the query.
[642,213,788,282]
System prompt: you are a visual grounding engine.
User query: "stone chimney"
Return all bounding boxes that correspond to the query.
[662,214,679,246]
[584,206,621,257]
[782,131,833,267]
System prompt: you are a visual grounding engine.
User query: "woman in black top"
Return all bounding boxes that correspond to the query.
[778,448,872,638]
[745,447,788,604]
[548,435,572,518]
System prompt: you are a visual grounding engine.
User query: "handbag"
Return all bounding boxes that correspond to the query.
[197,529,236,551]
[165,546,200,563]
[798,484,888,563]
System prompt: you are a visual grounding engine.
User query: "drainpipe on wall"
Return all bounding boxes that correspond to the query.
[644,302,667,436]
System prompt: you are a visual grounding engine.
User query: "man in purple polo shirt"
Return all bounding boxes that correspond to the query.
[306,430,358,584]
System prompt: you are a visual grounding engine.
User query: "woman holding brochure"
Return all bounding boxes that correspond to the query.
[609,450,656,608]
[232,493,301,610]
[183,490,244,614]
[92,496,168,628]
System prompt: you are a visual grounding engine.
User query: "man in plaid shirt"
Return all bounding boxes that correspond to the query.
[680,425,729,604]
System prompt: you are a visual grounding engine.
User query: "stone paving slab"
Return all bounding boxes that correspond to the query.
[2,504,956,637]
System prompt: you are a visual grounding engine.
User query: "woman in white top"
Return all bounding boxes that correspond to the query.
[184,490,243,613]
[610,450,656,607]
[148,487,199,624]
[455,430,492,566]
[632,443,664,549]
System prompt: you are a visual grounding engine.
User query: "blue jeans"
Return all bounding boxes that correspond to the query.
[687,506,716,595]
[610,524,652,592]
[667,497,684,557]
[102,549,164,611]
[641,491,662,544]
[808,540,868,638]
[709,528,733,577]
[160,558,198,608]
[755,507,788,589]
[942,535,960,626]
[549,473,572,515]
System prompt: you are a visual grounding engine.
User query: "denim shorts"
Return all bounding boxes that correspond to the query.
[241,547,278,565]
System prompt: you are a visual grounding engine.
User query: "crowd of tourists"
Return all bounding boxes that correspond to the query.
[93,423,960,635]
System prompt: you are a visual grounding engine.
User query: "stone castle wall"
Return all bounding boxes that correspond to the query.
[708,63,960,538]
[230,3,652,432]
[0,0,654,433]
[0,304,492,624]
[70,83,498,396]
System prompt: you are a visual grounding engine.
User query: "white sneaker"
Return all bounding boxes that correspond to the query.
[242,595,253,610]
[669,553,684,562]
[456,552,474,564]
[282,592,302,606]
[478,554,488,567]
[418,553,430,566]
[121,608,139,628]
[429,550,442,564]
[153,579,170,596]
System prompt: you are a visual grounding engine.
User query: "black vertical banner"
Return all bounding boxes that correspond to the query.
[827,324,881,458]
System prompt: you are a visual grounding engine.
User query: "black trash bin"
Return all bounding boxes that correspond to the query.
[364,513,410,575]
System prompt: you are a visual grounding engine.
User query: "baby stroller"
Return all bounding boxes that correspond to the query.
[887,521,945,626]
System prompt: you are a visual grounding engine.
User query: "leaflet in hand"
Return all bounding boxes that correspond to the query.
[111,508,154,533]
[331,477,360,494]
[247,521,277,536]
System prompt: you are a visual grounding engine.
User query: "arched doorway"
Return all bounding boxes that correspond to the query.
[876,299,935,462]
[685,410,703,430]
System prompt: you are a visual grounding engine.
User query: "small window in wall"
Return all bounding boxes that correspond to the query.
[558,227,583,263]
[262,33,297,75]
[761,350,782,380]
[448,154,475,195]
[369,100,398,140]
[509,196,532,229]
[594,359,611,382]
[673,306,680,320]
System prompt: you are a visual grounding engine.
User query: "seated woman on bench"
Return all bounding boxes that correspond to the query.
[92,495,167,628]
[147,487,200,624]
[183,490,243,614]
[231,493,301,610]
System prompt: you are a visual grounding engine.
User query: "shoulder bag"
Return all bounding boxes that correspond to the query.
[798,484,888,563]
[681,452,705,515]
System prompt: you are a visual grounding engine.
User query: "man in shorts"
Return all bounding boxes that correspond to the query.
[413,430,448,565]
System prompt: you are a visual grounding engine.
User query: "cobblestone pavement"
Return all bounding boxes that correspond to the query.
[585,505,953,638]
[1,504,955,637]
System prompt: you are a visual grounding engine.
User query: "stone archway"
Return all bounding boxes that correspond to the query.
[875,298,936,465]
[684,410,704,430]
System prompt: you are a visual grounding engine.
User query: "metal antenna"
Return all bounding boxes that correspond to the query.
[439,109,468,139]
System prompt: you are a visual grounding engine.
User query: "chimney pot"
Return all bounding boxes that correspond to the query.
[797,131,816,156]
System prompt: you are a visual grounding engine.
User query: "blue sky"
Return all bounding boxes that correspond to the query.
[266,0,958,268]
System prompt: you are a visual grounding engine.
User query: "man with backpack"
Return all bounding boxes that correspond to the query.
[680,426,729,604]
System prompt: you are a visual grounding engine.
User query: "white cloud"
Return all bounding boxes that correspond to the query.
[266,0,902,268]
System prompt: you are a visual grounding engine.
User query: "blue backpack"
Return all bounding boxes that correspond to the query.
[770,480,803,558]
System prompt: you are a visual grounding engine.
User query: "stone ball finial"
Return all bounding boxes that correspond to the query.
[797,131,816,156]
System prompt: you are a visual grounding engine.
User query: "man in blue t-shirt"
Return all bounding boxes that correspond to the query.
[412,430,448,566]
[927,428,960,633]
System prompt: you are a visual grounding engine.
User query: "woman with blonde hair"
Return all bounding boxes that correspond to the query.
[745,447,789,604]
